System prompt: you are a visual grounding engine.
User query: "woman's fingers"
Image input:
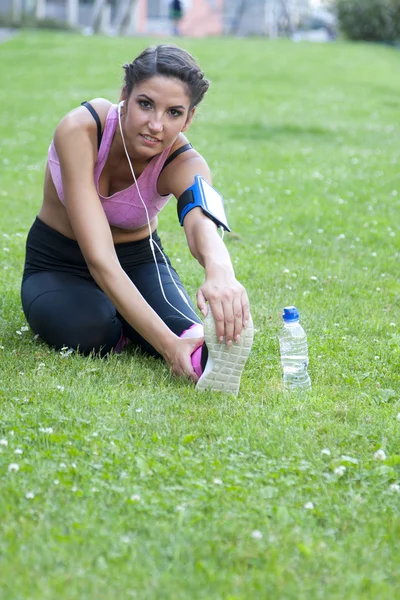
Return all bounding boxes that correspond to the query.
[171,336,205,383]
[232,294,244,342]
[198,281,250,345]
[196,289,208,317]
[208,301,225,342]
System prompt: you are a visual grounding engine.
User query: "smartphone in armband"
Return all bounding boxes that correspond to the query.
[177,175,231,232]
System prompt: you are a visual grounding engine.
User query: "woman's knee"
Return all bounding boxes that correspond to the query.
[26,289,122,356]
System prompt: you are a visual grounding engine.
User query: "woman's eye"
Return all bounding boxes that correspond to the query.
[169,109,182,117]
[139,100,151,109]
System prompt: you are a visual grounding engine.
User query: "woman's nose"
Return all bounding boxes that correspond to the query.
[148,119,163,133]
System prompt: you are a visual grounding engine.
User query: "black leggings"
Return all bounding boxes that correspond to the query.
[21,218,201,357]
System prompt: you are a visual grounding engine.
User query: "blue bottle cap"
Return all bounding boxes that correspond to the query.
[282,306,299,322]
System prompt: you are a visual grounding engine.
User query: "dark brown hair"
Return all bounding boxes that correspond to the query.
[123,45,210,110]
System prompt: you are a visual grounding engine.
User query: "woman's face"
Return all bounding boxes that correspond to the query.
[121,75,195,157]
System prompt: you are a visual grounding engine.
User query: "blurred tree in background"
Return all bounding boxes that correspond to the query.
[336,0,400,43]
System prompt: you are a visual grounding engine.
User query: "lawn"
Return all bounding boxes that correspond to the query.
[1,30,400,599]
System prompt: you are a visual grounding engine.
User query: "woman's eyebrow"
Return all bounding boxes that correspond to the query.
[136,93,185,110]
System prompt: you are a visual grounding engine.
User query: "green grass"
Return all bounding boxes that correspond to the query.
[1,31,400,599]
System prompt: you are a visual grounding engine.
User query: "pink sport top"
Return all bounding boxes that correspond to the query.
[47,104,173,229]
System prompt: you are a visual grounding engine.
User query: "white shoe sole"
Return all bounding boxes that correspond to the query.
[196,311,254,396]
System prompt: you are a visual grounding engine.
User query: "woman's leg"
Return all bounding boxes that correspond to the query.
[122,261,203,357]
[21,271,122,356]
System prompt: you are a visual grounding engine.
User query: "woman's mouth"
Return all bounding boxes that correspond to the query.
[140,134,161,144]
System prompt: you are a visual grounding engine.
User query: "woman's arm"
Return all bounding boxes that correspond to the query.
[54,111,202,380]
[162,153,250,346]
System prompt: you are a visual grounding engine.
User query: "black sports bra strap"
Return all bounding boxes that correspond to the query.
[161,143,193,172]
[81,101,102,150]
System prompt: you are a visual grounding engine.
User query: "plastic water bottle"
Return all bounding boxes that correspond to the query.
[279,306,311,391]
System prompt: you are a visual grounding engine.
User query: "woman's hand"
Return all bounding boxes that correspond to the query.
[162,335,204,383]
[197,274,250,346]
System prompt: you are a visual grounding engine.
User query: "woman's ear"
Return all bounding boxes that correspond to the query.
[181,107,196,132]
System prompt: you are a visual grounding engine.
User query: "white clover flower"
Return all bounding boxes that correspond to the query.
[226,436,233,441]
[374,449,386,461]
[304,501,314,510]
[56,385,64,392]
[334,466,346,477]
[135,408,143,413]
[130,494,141,502]
[8,463,19,472]
[59,347,74,358]
[20,326,29,332]
[176,504,185,512]
[251,530,263,540]
[321,448,331,456]
[0,439,8,446]
[14,448,23,455]
[341,455,358,464]
[310,276,317,281]
[213,478,223,485]
[389,484,400,493]
[39,427,53,434]
[25,492,35,499]
[53,479,59,485]
[71,486,78,493]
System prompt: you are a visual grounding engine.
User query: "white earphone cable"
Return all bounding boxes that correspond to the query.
[117,101,200,325]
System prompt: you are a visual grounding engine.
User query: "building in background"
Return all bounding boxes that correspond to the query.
[2,0,334,38]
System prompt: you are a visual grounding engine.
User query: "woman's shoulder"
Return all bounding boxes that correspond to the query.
[157,133,210,196]
[53,99,116,159]
[82,98,115,123]
[56,98,114,134]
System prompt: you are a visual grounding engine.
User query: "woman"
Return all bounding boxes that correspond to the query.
[21,44,253,396]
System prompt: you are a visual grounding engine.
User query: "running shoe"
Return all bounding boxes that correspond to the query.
[196,310,254,396]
